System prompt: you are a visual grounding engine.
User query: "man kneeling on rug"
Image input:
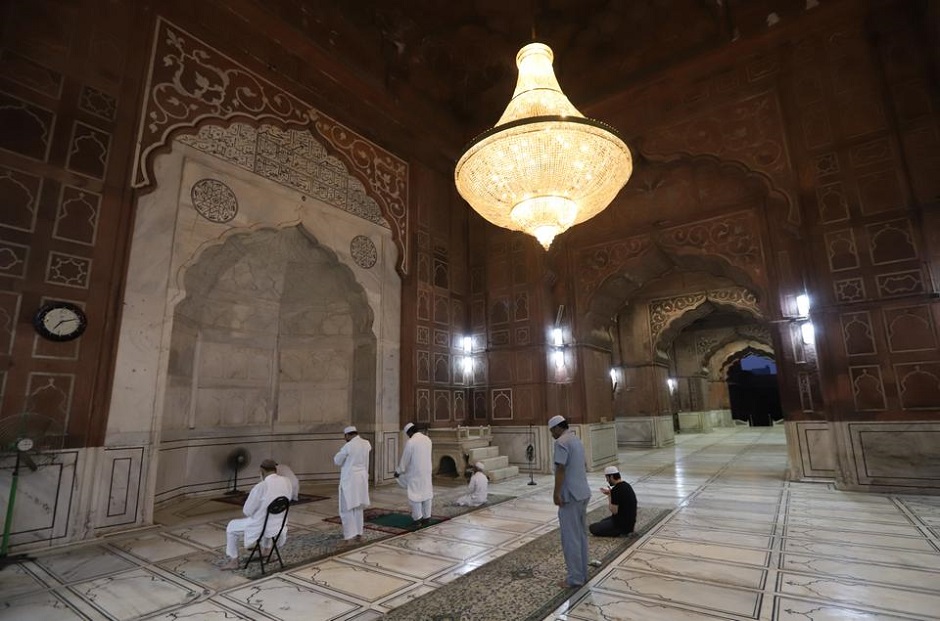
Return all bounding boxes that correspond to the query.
[453,461,488,507]
[589,466,637,537]
[221,458,292,570]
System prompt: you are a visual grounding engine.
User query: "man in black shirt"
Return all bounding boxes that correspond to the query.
[589,466,637,537]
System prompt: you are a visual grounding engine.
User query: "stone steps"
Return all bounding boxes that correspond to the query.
[488,465,520,482]
[466,446,518,481]
[466,446,499,462]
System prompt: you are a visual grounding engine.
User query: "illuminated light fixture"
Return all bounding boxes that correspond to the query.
[801,322,816,345]
[462,356,473,374]
[796,294,811,317]
[462,336,472,354]
[666,378,678,393]
[454,43,633,250]
[552,349,565,368]
[552,327,563,347]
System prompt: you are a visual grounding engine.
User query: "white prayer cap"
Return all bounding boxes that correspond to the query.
[343,425,357,434]
[403,422,415,434]
[547,415,565,429]
[474,462,485,471]
[604,466,620,476]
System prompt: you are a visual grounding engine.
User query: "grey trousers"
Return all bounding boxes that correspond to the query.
[558,498,590,586]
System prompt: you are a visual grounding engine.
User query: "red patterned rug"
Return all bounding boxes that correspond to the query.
[212,492,328,507]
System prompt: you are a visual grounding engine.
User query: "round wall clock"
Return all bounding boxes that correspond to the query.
[33,301,87,342]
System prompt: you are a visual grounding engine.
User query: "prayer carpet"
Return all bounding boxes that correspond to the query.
[234,494,515,579]
[322,494,516,535]
[382,504,672,621]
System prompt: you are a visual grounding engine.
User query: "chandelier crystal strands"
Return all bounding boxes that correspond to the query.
[454,42,633,250]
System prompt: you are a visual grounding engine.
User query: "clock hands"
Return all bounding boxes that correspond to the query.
[52,317,79,330]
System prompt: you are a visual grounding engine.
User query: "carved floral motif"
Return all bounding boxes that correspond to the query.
[134,18,410,274]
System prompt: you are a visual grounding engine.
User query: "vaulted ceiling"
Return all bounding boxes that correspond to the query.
[250,0,816,142]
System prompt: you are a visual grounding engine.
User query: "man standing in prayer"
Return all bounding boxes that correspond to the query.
[333,425,372,542]
[589,466,637,537]
[549,415,592,588]
[454,461,489,507]
[222,458,292,570]
[395,422,434,524]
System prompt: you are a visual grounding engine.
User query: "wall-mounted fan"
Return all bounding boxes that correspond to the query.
[225,447,252,495]
[0,410,66,570]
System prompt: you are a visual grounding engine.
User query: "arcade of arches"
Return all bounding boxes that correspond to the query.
[1,0,938,554]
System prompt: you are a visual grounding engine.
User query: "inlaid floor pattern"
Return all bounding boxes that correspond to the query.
[2,427,939,620]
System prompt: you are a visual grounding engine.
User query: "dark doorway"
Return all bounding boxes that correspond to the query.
[727,354,782,426]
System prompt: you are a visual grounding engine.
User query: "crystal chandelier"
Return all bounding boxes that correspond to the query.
[454,42,633,250]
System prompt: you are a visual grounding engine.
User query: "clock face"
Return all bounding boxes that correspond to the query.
[34,302,87,342]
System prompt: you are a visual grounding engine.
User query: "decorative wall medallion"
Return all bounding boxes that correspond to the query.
[840,312,876,356]
[884,306,937,353]
[834,277,866,303]
[350,235,377,269]
[190,179,237,223]
[136,18,410,275]
[876,270,925,298]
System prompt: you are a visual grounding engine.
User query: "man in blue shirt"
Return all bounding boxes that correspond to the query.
[549,415,592,588]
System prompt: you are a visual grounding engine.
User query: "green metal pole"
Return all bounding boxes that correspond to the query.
[1,452,20,557]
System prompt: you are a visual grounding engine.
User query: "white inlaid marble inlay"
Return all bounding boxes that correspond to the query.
[780,554,940,592]
[564,590,745,621]
[36,546,137,583]
[596,567,761,617]
[156,550,250,591]
[70,567,202,619]
[0,562,47,598]
[223,577,360,621]
[166,523,228,549]
[377,584,436,611]
[427,523,519,545]
[382,533,491,560]
[340,544,455,578]
[781,538,940,570]
[108,534,203,563]
[639,537,770,567]
[778,571,940,617]
[773,596,914,621]
[290,559,413,601]
[0,590,90,621]
[655,525,774,549]
[620,551,766,589]
[782,525,938,552]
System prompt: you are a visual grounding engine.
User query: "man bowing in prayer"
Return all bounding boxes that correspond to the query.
[454,461,488,507]
[395,422,434,525]
[333,425,371,543]
[221,458,292,570]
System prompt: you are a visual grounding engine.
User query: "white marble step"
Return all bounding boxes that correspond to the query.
[478,455,508,471]
[467,446,500,462]
[488,465,519,482]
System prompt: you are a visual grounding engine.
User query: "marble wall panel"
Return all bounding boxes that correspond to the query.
[0,165,41,232]
[844,422,940,488]
[0,450,78,547]
[616,415,675,448]
[491,426,545,471]
[586,422,618,469]
[96,447,144,529]
[154,434,346,502]
[786,421,835,480]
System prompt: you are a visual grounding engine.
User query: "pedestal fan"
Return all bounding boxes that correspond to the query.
[0,411,65,570]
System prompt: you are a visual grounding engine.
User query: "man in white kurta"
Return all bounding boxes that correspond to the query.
[333,425,371,541]
[395,422,434,523]
[276,463,300,501]
[222,459,292,569]
[454,461,488,507]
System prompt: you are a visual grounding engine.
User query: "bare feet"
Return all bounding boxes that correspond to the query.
[220,557,240,570]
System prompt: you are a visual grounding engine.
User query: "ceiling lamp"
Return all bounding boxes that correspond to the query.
[454,42,633,250]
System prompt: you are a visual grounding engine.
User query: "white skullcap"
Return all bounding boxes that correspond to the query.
[604,466,620,476]
[343,426,357,434]
[474,462,485,471]
[547,415,565,429]
[403,422,415,433]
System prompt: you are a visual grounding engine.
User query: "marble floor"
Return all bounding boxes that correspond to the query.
[2,426,939,620]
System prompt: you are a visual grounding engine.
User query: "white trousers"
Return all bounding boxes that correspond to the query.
[340,506,364,539]
[225,518,250,559]
[409,498,432,521]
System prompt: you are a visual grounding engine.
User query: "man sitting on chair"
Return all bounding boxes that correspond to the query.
[222,458,292,569]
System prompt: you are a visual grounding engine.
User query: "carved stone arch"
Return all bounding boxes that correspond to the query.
[132,17,410,275]
[634,138,798,230]
[708,342,776,381]
[653,289,764,354]
[175,224,374,333]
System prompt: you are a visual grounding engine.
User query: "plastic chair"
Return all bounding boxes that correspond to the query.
[243,496,290,574]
